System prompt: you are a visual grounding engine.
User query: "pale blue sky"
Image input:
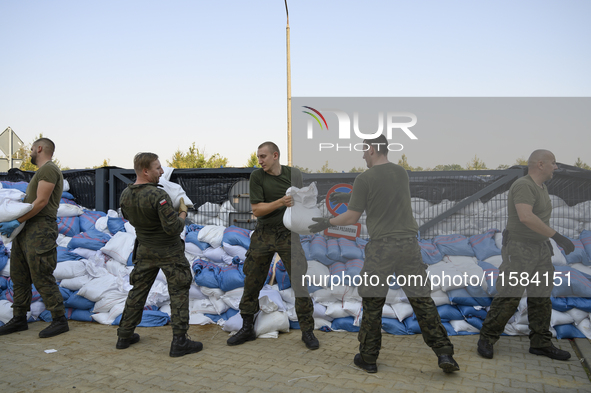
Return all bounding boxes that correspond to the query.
[1,1,590,170]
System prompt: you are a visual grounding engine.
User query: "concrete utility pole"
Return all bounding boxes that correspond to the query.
[285,0,292,166]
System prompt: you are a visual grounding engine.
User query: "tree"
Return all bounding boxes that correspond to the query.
[245,152,259,168]
[317,161,337,173]
[466,155,487,170]
[575,157,591,170]
[349,166,366,173]
[397,154,413,170]
[93,159,111,169]
[496,164,511,170]
[294,165,311,173]
[514,157,528,166]
[167,142,229,168]
[432,164,464,171]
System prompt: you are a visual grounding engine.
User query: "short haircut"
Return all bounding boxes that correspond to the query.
[364,134,389,156]
[133,152,159,173]
[258,141,280,157]
[528,149,554,168]
[34,138,55,156]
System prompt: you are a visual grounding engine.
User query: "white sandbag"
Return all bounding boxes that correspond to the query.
[329,286,362,302]
[189,283,208,300]
[576,201,591,222]
[549,238,567,265]
[279,288,295,305]
[494,232,504,250]
[484,255,503,268]
[199,286,224,299]
[313,302,331,321]
[185,242,205,258]
[59,274,92,291]
[0,188,25,201]
[549,195,568,209]
[431,289,452,306]
[57,204,84,218]
[197,202,220,217]
[0,199,33,222]
[56,233,72,248]
[255,311,290,337]
[566,308,590,325]
[444,255,486,292]
[386,288,408,304]
[456,200,484,216]
[30,300,46,320]
[382,304,397,319]
[73,248,107,262]
[187,212,211,225]
[53,260,87,280]
[571,263,591,278]
[411,197,432,215]
[63,178,70,192]
[259,285,286,313]
[450,319,480,333]
[551,310,575,326]
[189,298,218,314]
[159,174,194,210]
[77,274,119,302]
[223,313,244,333]
[203,246,233,265]
[0,259,9,276]
[93,294,127,313]
[95,216,110,234]
[146,280,170,308]
[206,217,227,227]
[222,242,247,261]
[427,261,464,292]
[198,225,225,249]
[483,191,509,212]
[107,302,126,324]
[418,199,455,219]
[159,303,171,316]
[393,302,414,321]
[105,260,132,278]
[218,201,237,223]
[101,231,136,265]
[209,295,230,315]
[305,261,331,289]
[1,221,26,245]
[0,299,14,323]
[189,312,214,325]
[314,317,333,330]
[91,312,113,325]
[325,301,352,319]
[283,183,323,235]
[220,287,243,310]
[124,222,136,236]
[577,318,591,340]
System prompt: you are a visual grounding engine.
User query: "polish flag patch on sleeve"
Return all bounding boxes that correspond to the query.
[159,199,167,206]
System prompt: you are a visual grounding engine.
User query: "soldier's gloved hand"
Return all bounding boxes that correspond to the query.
[178,197,188,215]
[308,217,333,233]
[329,192,351,204]
[0,219,20,237]
[552,232,575,255]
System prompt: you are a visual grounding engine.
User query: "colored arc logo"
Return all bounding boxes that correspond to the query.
[302,106,329,130]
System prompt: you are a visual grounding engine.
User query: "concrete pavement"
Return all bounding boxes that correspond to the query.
[0,321,589,393]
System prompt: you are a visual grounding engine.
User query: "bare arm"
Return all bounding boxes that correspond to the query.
[515,203,556,237]
[251,195,293,218]
[17,180,55,223]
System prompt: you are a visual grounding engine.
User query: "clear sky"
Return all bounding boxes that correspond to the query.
[1,1,590,170]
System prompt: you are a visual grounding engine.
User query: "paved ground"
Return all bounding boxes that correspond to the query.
[0,321,589,393]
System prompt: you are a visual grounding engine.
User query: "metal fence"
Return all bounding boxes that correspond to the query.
[1,164,589,238]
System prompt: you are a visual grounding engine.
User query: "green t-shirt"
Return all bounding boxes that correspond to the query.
[348,162,418,240]
[506,174,552,243]
[249,166,303,227]
[25,160,63,220]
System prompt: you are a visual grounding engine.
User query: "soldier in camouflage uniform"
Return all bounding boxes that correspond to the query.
[0,138,69,338]
[227,142,318,350]
[116,152,203,357]
[309,134,458,373]
[478,150,574,361]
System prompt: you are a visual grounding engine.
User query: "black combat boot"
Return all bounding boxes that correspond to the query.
[39,315,69,338]
[116,333,141,349]
[0,315,28,336]
[301,330,319,350]
[227,314,257,346]
[169,334,203,357]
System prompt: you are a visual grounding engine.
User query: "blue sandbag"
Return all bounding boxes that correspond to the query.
[185,231,211,251]
[107,216,126,235]
[580,230,591,262]
[457,305,487,320]
[566,297,591,312]
[554,323,586,339]
[112,310,171,327]
[265,259,291,290]
[67,228,111,251]
[66,308,94,322]
[437,305,463,321]
[419,238,443,265]
[443,322,458,336]
[469,229,501,261]
[289,320,300,330]
[339,238,363,261]
[309,235,334,266]
[345,259,364,284]
[552,266,591,298]
[222,226,251,249]
[465,316,484,330]
[0,276,8,290]
[79,210,107,232]
[63,291,95,310]
[61,191,75,200]
[464,285,493,307]
[404,315,421,334]
[433,234,475,257]
[219,258,245,292]
[205,308,239,322]
[564,236,590,265]
[57,216,81,237]
[57,247,84,262]
[477,261,499,296]
[192,259,221,288]
[331,316,359,332]
[447,288,481,307]
[327,238,345,263]
[551,297,571,312]
[382,317,408,335]
[0,181,28,192]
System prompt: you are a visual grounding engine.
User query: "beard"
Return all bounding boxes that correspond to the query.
[31,154,37,166]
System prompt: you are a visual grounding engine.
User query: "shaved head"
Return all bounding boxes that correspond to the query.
[528,149,554,168]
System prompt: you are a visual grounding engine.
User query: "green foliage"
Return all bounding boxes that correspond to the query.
[465,155,487,170]
[317,161,337,173]
[432,163,464,171]
[167,142,229,169]
[575,157,591,170]
[294,165,311,173]
[349,166,366,173]
[496,164,511,170]
[245,152,259,168]
[514,157,528,166]
[93,159,111,169]
[397,154,413,170]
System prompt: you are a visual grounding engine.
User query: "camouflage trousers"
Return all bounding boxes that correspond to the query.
[480,240,554,348]
[358,237,453,364]
[10,217,65,319]
[239,223,314,332]
[117,242,192,338]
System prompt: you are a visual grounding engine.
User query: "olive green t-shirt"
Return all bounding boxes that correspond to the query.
[249,166,303,227]
[25,160,63,220]
[506,174,552,243]
[348,162,418,240]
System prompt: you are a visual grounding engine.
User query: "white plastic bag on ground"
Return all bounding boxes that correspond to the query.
[283,183,323,235]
